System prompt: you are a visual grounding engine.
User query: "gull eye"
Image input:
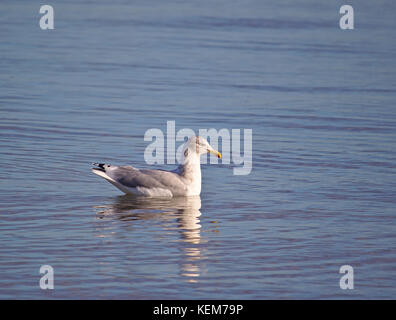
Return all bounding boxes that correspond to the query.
[184,149,189,157]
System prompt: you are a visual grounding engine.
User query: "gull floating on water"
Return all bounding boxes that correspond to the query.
[92,136,221,197]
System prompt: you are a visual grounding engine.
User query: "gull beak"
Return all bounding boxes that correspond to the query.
[208,149,222,159]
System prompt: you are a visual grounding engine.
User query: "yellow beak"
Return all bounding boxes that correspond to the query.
[208,149,222,159]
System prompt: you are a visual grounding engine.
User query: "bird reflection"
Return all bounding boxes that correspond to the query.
[93,195,205,283]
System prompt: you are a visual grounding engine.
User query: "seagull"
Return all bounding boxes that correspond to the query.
[92,136,221,197]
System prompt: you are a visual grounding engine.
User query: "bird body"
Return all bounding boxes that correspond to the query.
[92,136,221,197]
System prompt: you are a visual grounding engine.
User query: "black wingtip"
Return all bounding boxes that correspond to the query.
[92,163,106,172]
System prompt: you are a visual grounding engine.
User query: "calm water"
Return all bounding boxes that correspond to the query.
[1,0,396,299]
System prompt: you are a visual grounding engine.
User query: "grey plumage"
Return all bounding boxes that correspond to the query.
[92,136,221,197]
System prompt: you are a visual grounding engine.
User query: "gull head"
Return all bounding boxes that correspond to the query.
[184,136,222,159]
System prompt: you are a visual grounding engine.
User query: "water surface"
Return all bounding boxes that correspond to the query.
[1,0,396,299]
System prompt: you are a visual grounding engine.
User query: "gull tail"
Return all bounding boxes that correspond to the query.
[91,162,135,195]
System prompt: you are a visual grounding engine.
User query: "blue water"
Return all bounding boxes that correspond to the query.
[1,0,396,299]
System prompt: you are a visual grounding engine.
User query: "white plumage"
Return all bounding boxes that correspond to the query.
[92,136,221,197]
